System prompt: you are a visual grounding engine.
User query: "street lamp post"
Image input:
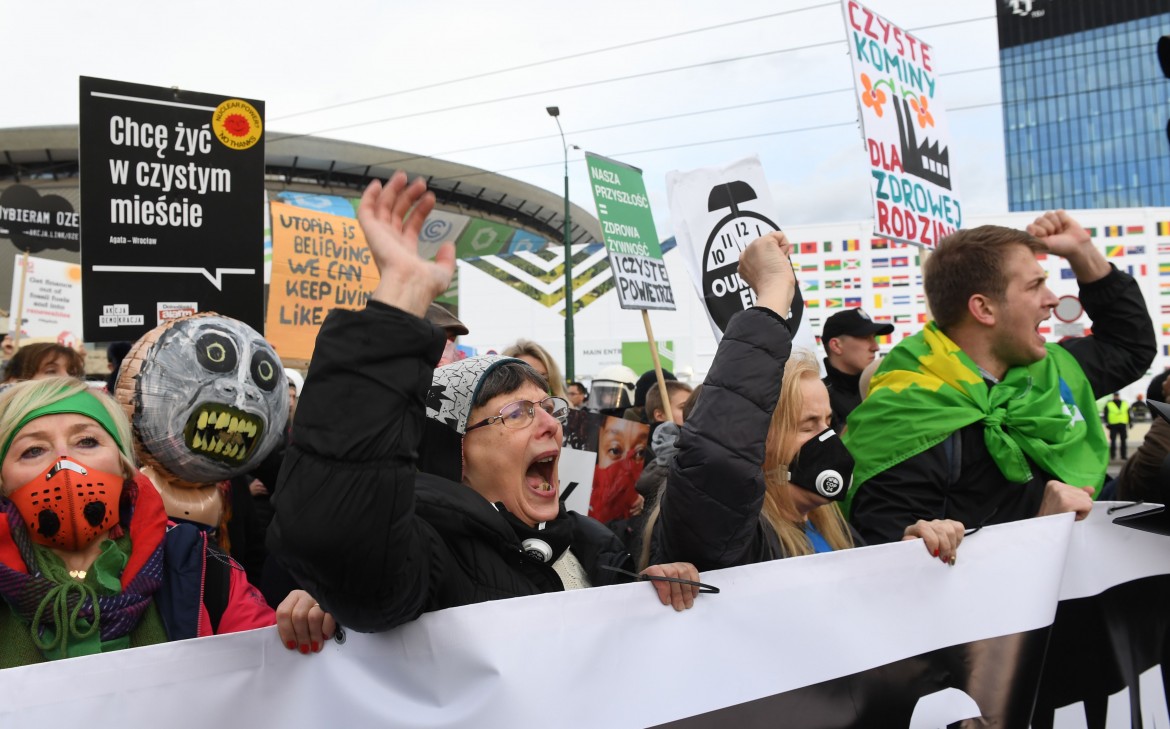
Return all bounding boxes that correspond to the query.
[547,105,574,381]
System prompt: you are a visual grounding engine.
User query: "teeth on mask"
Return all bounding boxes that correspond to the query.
[215,412,230,430]
[197,411,209,430]
[227,443,239,457]
[215,439,226,454]
[192,433,203,449]
[229,417,239,433]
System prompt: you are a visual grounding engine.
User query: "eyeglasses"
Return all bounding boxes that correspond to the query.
[465,396,570,433]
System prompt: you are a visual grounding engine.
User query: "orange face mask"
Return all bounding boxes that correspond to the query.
[7,457,124,552]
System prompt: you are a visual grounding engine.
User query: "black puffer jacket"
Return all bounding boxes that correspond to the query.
[650,307,794,571]
[268,302,632,632]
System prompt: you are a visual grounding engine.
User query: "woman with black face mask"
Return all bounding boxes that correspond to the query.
[645,232,965,570]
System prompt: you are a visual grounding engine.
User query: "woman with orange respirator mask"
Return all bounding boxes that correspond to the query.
[0,378,322,668]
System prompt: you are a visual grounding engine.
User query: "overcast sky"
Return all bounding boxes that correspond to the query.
[7,0,1004,237]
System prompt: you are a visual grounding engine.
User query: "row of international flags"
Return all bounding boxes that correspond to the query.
[808,310,930,345]
[794,222,1170,260]
[806,274,923,290]
[796,238,915,254]
[796,220,1170,349]
[1091,222,1170,237]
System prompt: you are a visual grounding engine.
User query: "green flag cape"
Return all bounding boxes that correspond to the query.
[843,322,1107,499]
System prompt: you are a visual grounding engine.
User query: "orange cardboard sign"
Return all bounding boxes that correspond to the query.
[265,201,378,361]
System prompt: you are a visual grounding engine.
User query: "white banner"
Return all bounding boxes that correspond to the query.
[665,156,818,356]
[0,512,1102,728]
[842,0,962,247]
[9,254,84,343]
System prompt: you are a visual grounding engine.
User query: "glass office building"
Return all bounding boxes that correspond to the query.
[998,0,1170,210]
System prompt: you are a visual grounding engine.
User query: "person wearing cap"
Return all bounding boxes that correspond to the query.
[845,213,1155,546]
[820,308,894,431]
[646,232,964,572]
[426,302,469,367]
[268,172,701,634]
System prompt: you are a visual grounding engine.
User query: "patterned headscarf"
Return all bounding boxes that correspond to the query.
[425,355,524,435]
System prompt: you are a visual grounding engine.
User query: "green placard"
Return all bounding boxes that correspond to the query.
[622,340,675,375]
[584,152,675,311]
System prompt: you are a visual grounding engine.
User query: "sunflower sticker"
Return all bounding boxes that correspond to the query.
[212,99,263,150]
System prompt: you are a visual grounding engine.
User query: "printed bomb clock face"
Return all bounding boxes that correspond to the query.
[116,313,288,486]
[701,181,779,333]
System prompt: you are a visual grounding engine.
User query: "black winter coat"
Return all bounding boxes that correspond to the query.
[651,307,810,571]
[268,302,632,633]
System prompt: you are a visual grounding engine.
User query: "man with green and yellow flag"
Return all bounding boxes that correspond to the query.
[844,212,1155,545]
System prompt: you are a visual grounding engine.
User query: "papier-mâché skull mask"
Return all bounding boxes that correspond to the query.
[115,313,288,489]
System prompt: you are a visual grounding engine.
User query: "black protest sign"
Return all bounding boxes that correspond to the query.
[79,77,264,340]
[0,185,80,253]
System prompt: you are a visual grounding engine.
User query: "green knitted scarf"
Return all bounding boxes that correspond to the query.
[844,322,1107,498]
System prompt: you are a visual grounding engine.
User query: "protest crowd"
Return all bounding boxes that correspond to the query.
[0,171,1166,726]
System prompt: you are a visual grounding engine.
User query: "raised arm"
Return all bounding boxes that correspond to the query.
[268,174,456,632]
[1028,211,1155,395]
[652,233,796,570]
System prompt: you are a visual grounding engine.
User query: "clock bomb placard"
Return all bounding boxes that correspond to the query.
[79,77,265,341]
[584,153,674,311]
[665,156,817,353]
[842,0,962,247]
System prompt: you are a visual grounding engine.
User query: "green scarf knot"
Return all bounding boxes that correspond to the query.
[30,554,102,655]
[29,538,130,659]
[982,409,1005,429]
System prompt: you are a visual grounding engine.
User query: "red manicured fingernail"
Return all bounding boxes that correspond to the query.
[311,641,320,652]
[285,640,296,650]
[932,549,939,557]
[299,644,309,654]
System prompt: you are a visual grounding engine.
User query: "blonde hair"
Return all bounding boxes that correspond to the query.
[761,350,854,557]
[638,350,853,569]
[502,339,567,399]
[0,377,137,487]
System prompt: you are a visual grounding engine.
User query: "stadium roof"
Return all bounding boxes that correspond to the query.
[0,125,600,247]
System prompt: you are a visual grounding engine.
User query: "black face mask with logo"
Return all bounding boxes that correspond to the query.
[787,428,855,502]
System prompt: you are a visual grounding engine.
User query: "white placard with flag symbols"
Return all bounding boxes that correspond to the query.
[665,155,818,356]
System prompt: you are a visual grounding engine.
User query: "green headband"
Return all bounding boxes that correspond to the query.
[1,389,126,463]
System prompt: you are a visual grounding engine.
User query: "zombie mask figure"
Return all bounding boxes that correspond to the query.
[115,313,288,525]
